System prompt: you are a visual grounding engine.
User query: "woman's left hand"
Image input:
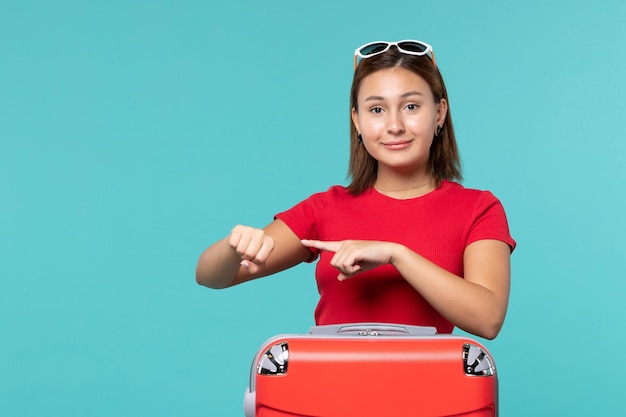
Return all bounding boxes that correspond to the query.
[301,239,398,280]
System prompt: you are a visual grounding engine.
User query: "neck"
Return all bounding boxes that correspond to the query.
[373,177,436,199]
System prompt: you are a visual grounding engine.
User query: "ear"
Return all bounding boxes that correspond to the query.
[436,98,448,126]
[351,107,360,134]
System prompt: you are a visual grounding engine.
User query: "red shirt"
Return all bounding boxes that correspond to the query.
[275,180,516,333]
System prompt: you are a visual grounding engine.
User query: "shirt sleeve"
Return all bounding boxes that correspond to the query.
[466,191,516,252]
[275,191,327,261]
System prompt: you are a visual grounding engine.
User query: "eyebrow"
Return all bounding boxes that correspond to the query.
[364,91,424,102]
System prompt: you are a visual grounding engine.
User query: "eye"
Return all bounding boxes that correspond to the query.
[405,103,419,111]
[369,106,384,114]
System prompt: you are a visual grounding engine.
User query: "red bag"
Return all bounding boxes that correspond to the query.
[244,323,498,417]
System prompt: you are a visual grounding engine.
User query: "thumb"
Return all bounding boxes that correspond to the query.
[240,260,262,274]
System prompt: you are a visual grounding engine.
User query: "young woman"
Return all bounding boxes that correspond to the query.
[196,40,515,340]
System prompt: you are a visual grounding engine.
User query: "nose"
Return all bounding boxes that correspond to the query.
[387,110,405,135]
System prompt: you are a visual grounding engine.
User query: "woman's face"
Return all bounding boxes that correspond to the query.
[352,67,447,175]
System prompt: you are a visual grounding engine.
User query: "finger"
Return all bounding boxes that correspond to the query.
[227,227,244,250]
[241,233,273,263]
[231,232,253,258]
[228,226,264,260]
[328,249,354,275]
[330,248,356,273]
[337,265,362,281]
[301,239,342,252]
[249,237,275,265]
[333,258,362,276]
[228,225,254,254]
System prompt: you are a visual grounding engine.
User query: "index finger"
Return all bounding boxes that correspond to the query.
[301,239,341,253]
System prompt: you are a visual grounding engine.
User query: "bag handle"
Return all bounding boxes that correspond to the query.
[309,322,437,336]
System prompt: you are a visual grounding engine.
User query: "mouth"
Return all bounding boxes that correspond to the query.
[382,139,413,150]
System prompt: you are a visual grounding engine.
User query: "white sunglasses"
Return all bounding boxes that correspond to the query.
[354,40,436,69]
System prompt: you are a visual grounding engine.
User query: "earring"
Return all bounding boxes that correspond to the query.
[358,134,363,144]
[436,125,444,137]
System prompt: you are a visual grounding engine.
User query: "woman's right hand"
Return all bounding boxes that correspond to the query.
[228,225,276,274]
[196,219,309,289]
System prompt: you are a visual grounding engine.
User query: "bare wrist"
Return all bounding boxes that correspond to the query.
[388,242,407,266]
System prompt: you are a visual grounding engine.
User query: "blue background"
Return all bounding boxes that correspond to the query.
[1,1,625,415]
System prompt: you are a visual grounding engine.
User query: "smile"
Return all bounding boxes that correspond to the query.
[382,140,413,150]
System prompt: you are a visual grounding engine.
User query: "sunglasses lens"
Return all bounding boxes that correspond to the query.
[398,41,428,53]
[359,43,389,56]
